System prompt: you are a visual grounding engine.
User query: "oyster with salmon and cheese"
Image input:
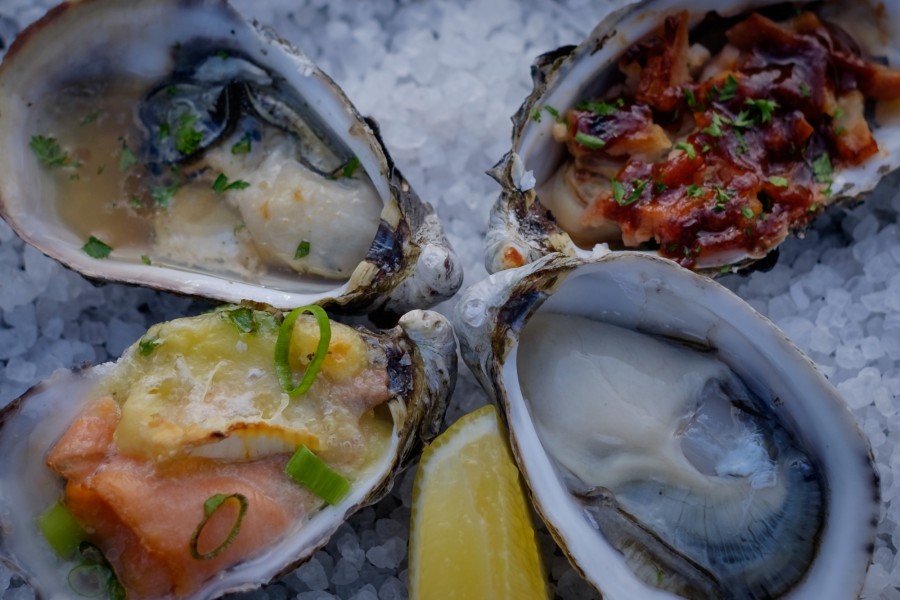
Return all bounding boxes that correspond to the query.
[0,306,456,599]
[487,0,900,273]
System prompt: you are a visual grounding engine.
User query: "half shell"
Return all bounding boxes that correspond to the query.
[455,251,879,598]
[0,307,456,599]
[486,0,900,274]
[0,0,462,316]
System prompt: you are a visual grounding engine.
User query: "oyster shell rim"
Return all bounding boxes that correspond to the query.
[0,0,463,317]
[0,307,457,600]
[454,251,880,599]
[484,0,900,275]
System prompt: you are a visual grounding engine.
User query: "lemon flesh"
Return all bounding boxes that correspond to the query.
[408,404,549,600]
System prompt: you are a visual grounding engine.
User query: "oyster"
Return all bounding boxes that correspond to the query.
[455,251,879,598]
[0,306,456,599]
[486,0,900,273]
[0,0,461,315]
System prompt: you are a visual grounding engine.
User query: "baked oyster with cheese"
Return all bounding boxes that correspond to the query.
[0,0,461,315]
[455,251,879,598]
[487,0,900,273]
[0,306,456,599]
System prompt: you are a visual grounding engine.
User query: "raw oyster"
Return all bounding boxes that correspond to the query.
[455,251,879,599]
[0,306,456,599]
[486,0,900,274]
[0,0,461,315]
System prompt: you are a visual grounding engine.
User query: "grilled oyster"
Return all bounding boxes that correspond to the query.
[0,0,461,315]
[455,251,879,598]
[0,306,456,599]
[487,0,900,274]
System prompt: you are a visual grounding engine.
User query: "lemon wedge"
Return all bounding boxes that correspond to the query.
[408,404,549,600]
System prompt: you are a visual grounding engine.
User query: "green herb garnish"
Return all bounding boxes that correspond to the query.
[225,307,256,334]
[274,305,331,397]
[341,156,361,179]
[189,493,248,560]
[544,105,563,122]
[231,135,252,154]
[212,173,250,194]
[119,140,138,172]
[141,255,152,265]
[675,142,696,160]
[30,135,72,168]
[744,98,778,124]
[175,113,203,156]
[731,110,755,129]
[79,110,101,126]
[735,130,749,155]
[39,501,87,558]
[686,184,703,198]
[612,179,647,207]
[82,236,112,259]
[576,98,622,117]
[812,154,833,183]
[159,122,171,139]
[799,82,811,98]
[702,113,726,138]
[741,206,754,219]
[294,240,311,260]
[574,132,605,150]
[285,446,351,505]
[139,335,162,356]
[683,87,702,112]
[717,74,739,101]
[150,183,179,208]
[768,176,789,187]
[529,107,542,123]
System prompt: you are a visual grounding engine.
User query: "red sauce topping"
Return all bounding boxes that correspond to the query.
[554,10,900,268]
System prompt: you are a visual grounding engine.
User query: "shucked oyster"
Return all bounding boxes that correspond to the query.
[455,252,879,598]
[0,0,461,315]
[487,0,900,273]
[0,306,456,599]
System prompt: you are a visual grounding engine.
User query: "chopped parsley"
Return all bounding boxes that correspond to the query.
[140,255,152,265]
[119,140,138,172]
[799,82,811,98]
[225,307,256,334]
[231,135,252,155]
[294,240,311,260]
[717,74,739,101]
[341,156,361,179]
[612,178,648,207]
[730,110,755,130]
[175,113,203,156]
[745,99,778,124]
[544,105,563,123]
[574,132,605,150]
[655,181,668,194]
[159,122,171,140]
[735,130,749,155]
[701,143,711,153]
[82,236,112,259]
[675,142,696,160]
[714,186,734,211]
[79,110,102,126]
[30,135,72,168]
[150,183,179,208]
[212,173,250,194]
[686,184,703,198]
[812,154,833,184]
[768,176,789,187]
[138,336,162,356]
[683,87,702,112]
[529,107,542,123]
[576,98,623,117]
[741,206,754,219]
[701,113,727,138]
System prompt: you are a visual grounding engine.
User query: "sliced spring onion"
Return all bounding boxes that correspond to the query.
[189,493,248,560]
[67,564,107,598]
[284,445,351,505]
[38,501,87,558]
[275,305,330,396]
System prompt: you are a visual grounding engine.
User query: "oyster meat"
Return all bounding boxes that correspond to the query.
[455,252,879,599]
[0,306,457,599]
[0,0,462,314]
[487,0,900,273]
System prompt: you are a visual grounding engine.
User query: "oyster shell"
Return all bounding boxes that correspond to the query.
[0,0,462,316]
[455,251,879,598]
[486,0,900,274]
[0,306,457,599]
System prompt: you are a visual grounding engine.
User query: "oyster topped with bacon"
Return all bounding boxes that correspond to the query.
[488,0,900,273]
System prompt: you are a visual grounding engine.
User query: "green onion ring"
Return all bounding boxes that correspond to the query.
[274,305,331,396]
[66,563,107,598]
[189,493,249,560]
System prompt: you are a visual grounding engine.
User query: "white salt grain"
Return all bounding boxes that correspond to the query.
[366,538,406,570]
[296,558,329,592]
